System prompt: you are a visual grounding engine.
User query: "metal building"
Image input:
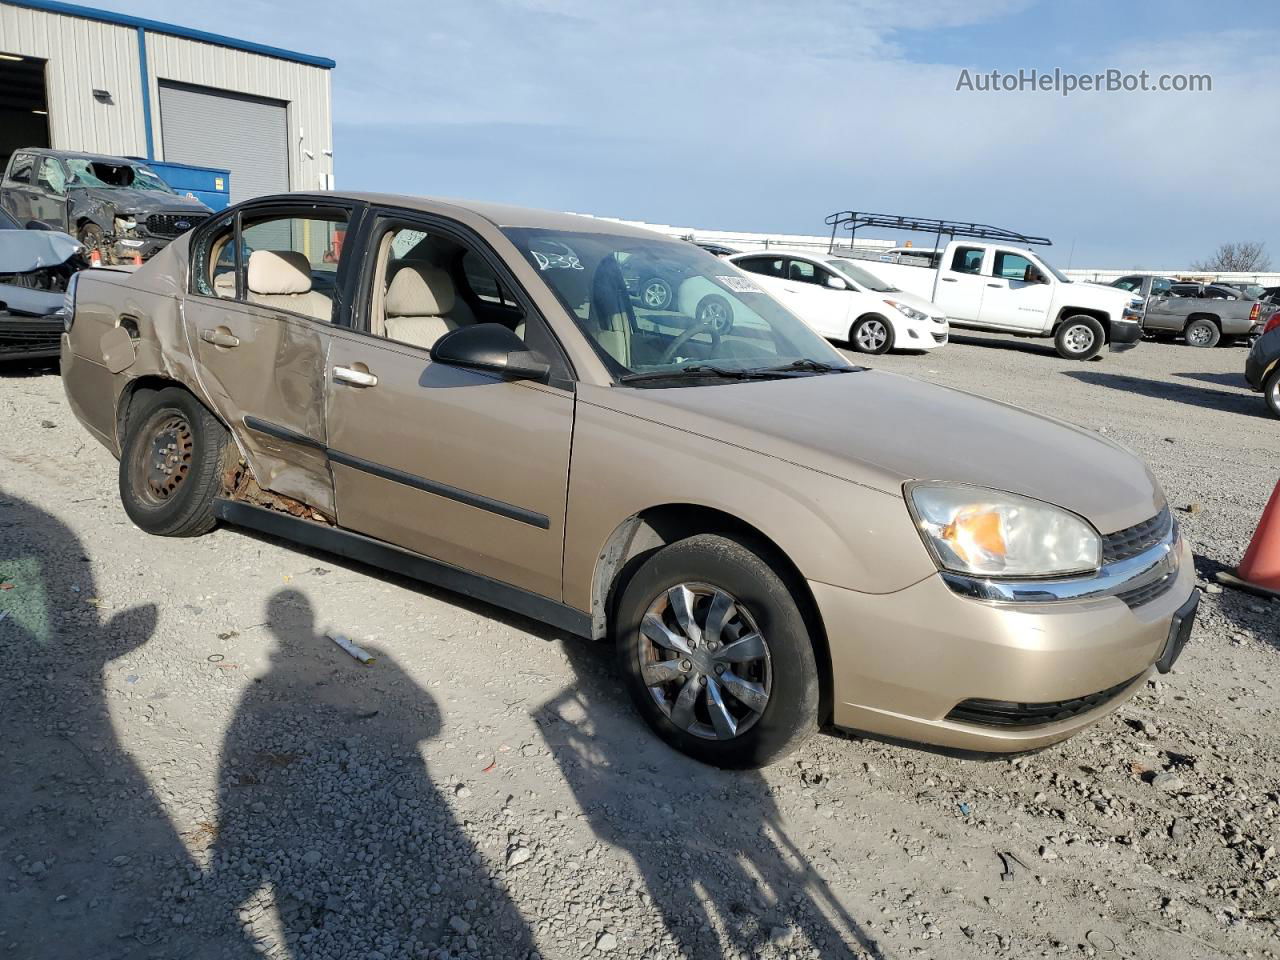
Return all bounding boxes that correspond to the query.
[0,0,335,202]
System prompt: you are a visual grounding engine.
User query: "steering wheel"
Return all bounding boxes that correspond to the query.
[659,321,721,365]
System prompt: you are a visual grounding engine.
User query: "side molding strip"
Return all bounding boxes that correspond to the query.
[214,499,590,637]
[240,417,549,529]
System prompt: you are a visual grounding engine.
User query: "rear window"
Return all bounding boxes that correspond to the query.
[7,153,33,185]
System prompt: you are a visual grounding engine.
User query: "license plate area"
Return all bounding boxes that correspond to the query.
[1156,591,1199,673]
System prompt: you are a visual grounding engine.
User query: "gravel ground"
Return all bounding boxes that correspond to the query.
[1,331,1277,960]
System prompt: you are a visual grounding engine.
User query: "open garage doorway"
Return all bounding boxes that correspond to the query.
[0,53,50,176]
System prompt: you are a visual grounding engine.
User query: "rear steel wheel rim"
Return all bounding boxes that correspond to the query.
[133,411,195,505]
[857,320,887,351]
[1065,324,1095,353]
[1187,323,1212,346]
[638,582,772,741]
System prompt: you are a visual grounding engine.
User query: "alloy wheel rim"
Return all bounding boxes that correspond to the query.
[1188,324,1212,346]
[643,282,669,308]
[1065,324,1095,353]
[639,583,772,741]
[138,412,194,503]
[704,302,730,331]
[857,320,887,351]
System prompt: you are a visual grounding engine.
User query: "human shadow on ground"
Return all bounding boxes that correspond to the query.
[0,487,186,956]
[534,637,886,959]
[204,588,540,959]
[1062,370,1271,417]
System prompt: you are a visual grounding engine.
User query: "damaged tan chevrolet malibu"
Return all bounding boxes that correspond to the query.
[59,192,1199,768]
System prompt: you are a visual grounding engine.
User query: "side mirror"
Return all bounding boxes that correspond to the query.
[430,323,550,382]
[825,275,848,290]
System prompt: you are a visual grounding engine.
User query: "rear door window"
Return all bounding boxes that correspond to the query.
[950,246,985,274]
[7,153,33,185]
[734,256,785,278]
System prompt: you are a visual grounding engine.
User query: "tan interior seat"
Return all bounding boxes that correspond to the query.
[213,271,236,298]
[383,263,474,350]
[246,250,333,322]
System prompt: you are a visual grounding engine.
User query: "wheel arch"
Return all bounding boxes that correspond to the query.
[590,503,834,725]
[1183,311,1221,330]
[1053,307,1111,339]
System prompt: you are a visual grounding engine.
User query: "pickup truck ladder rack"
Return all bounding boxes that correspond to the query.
[824,212,1052,255]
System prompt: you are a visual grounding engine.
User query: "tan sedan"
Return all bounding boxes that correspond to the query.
[60,192,1198,767]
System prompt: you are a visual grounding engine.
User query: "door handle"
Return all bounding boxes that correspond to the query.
[333,365,378,388]
[199,328,240,348]
[986,283,1002,288]
[941,277,958,283]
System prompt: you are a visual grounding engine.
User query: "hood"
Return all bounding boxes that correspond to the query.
[1068,281,1140,311]
[883,288,944,319]
[0,228,81,272]
[71,186,211,216]
[607,371,1163,534]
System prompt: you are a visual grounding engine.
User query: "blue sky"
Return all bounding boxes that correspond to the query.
[103,0,1279,267]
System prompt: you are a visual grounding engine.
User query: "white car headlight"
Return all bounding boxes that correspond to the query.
[885,299,928,323]
[907,482,1101,578]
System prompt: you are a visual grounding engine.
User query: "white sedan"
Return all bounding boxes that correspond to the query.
[727,249,948,353]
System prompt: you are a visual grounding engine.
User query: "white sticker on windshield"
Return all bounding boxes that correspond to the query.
[716,275,761,294]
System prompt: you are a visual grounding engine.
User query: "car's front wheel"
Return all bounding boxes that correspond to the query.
[1265,367,1280,419]
[119,386,230,537]
[639,277,674,310]
[850,314,893,354]
[1184,317,1221,348]
[694,294,734,334]
[614,534,819,768]
[1054,315,1105,360]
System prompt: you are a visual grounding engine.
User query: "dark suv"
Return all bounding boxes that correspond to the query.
[0,148,211,262]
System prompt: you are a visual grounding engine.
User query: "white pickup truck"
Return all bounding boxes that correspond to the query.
[859,240,1144,360]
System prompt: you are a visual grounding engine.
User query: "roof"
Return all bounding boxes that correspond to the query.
[4,0,335,69]
[340,192,674,239]
[19,147,145,165]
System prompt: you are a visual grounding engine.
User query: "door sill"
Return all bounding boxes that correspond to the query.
[213,499,592,638]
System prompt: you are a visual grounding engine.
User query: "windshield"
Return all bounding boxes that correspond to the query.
[65,158,175,194]
[1037,254,1071,283]
[504,228,852,383]
[826,258,898,292]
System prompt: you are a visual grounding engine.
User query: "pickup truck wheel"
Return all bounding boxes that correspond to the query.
[1054,315,1104,360]
[1265,368,1280,419]
[850,314,894,354]
[119,387,229,537]
[1184,318,1221,348]
[615,534,819,769]
[77,223,105,261]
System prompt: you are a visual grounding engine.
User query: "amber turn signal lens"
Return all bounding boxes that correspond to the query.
[942,509,1007,566]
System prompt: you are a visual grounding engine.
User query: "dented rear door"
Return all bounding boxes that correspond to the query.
[183,294,336,515]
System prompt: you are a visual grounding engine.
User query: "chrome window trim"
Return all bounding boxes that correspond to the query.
[940,524,1180,604]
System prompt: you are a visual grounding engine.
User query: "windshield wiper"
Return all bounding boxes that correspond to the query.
[747,358,860,375]
[618,364,791,385]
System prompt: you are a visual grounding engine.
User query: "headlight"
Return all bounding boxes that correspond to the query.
[885,299,928,323]
[906,482,1101,578]
[62,271,80,332]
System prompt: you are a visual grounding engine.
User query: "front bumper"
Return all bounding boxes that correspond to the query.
[812,533,1196,752]
[0,313,64,360]
[899,317,948,350]
[1109,316,1144,350]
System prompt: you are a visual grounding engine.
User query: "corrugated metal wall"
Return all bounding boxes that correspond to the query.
[0,3,334,192]
[146,33,334,193]
[0,3,146,155]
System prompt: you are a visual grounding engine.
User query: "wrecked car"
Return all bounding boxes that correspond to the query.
[61,192,1197,768]
[0,206,84,361]
[0,148,211,264]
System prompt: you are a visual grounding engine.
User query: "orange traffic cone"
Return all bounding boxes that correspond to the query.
[1217,479,1280,600]
[132,252,143,266]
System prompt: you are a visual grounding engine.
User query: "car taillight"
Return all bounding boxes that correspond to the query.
[1265,312,1280,336]
[1250,302,1261,323]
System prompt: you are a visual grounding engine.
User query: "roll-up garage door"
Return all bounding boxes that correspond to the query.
[158,81,289,202]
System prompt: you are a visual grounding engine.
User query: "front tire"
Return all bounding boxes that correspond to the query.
[694,294,734,334]
[1265,368,1280,419]
[639,277,674,310]
[614,534,819,768]
[1054,315,1105,360]
[1184,317,1221,348]
[119,387,229,537]
[850,314,893,354]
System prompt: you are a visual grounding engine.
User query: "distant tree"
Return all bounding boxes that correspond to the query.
[1192,241,1272,273]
